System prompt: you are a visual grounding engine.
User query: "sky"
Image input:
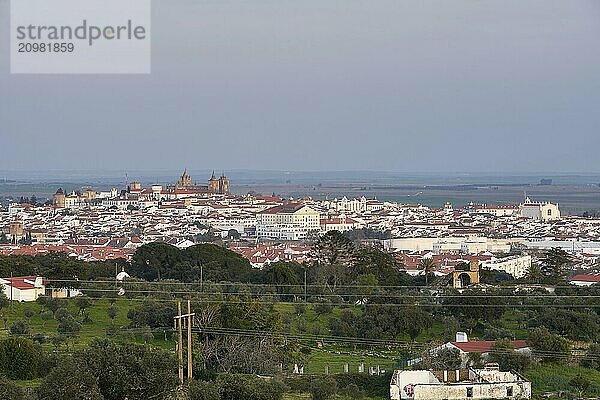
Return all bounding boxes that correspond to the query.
[0,0,599,174]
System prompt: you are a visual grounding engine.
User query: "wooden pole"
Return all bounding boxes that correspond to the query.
[177,301,183,385]
[187,300,192,380]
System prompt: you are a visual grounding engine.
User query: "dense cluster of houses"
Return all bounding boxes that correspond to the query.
[2,172,600,285]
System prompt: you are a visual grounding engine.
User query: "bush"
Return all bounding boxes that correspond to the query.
[580,343,600,370]
[218,374,286,400]
[310,376,337,400]
[9,320,29,335]
[0,337,41,379]
[490,339,531,373]
[36,359,103,400]
[314,302,334,315]
[528,327,570,362]
[40,310,53,323]
[0,375,25,400]
[339,383,367,399]
[54,307,70,321]
[188,379,221,400]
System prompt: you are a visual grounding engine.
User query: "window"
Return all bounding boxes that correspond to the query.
[547,209,552,215]
[507,387,513,397]
[466,387,473,398]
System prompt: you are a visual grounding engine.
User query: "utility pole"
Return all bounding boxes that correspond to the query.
[174,300,195,385]
[304,267,307,302]
[187,300,192,380]
[177,301,183,385]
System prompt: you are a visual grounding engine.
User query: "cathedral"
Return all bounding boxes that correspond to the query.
[173,169,229,195]
[208,171,230,195]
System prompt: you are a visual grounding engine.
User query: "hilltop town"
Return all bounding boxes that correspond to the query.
[2,170,599,285]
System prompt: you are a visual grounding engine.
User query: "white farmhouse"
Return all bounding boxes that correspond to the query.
[0,276,46,302]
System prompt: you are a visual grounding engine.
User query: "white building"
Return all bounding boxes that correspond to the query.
[256,203,320,240]
[408,333,530,368]
[390,366,531,400]
[474,204,519,217]
[320,217,361,233]
[0,276,46,302]
[520,198,560,221]
[384,237,514,254]
[480,255,532,279]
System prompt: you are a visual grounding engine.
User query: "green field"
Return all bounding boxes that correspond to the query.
[525,363,600,396]
[1,298,598,397]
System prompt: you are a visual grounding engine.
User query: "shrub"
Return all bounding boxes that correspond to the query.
[188,379,221,400]
[54,307,70,321]
[218,374,285,400]
[0,337,41,379]
[0,375,25,400]
[310,376,337,400]
[9,320,29,335]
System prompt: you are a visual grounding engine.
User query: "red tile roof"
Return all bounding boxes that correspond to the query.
[451,340,528,353]
[260,203,307,214]
[570,273,600,283]
[1,276,46,290]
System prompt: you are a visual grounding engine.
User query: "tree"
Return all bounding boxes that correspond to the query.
[525,264,543,284]
[312,230,356,292]
[9,319,29,335]
[540,248,573,282]
[0,291,8,311]
[467,352,484,368]
[528,327,570,362]
[54,307,70,321]
[36,359,103,400]
[580,343,600,370]
[0,337,41,379]
[227,229,241,240]
[529,308,599,341]
[40,310,53,326]
[129,242,182,281]
[443,288,506,326]
[264,262,302,299]
[130,242,256,283]
[75,296,93,315]
[82,339,178,400]
[141,327,154,344]
[422,348,461,370]
[489,339,531,373]
[107,304,118,323]
[57,316,81,336]
[569,373,591,398]
[418,258,436,286]
[350,246,409,287]
[127,300,176,328]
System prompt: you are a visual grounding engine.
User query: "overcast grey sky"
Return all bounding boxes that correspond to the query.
[1,0,599,174]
